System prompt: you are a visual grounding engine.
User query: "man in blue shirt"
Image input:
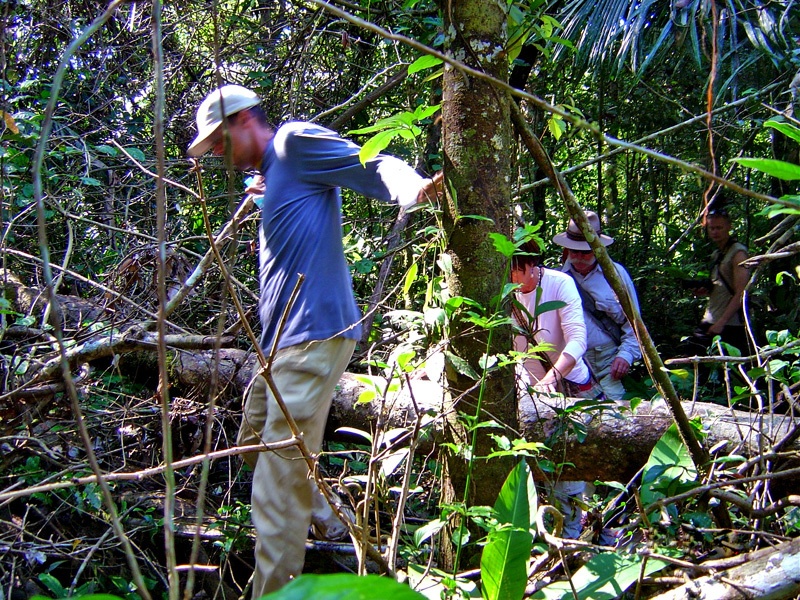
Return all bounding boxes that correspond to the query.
[188,84,441,594]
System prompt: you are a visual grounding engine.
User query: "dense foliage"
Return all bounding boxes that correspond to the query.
[1,0,798,599]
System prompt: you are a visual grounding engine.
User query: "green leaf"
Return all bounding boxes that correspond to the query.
[640,423,698,506]
[357,389,377,404]
[490,232,516,258]
[413,103,441,121]
[730,157,800,181]
[262,573,426,599]
[530,553,669,599]
[460,214,495,223]
[764,119,800,144]
[547,116,565,140]
[124,147,146,161]
[534,300,566,317]
[358,129,401,165]
[414,517,447,546]
[445,351,480,380]
[93,144,118,156]
[80,176,103,186]
[408,55,443,74]
[480,461,536,600]
[37,574,66,597]
[403,262,419,297]
[334,426,373,444]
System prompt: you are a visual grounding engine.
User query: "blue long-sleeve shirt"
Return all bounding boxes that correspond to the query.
[258,121,428,352]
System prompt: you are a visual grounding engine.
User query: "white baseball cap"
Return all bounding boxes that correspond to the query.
[187,85,261,157]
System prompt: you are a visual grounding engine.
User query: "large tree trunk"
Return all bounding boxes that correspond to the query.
[438,0,515,570]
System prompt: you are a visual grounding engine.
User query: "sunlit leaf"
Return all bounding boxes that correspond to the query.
[408,55,443,75]
[490,232,516,258]
[358,129,401,165]
[530,553,669,599]
[262,573,426,599]
[480,461,536,600]
[414,517,447,546]
[764,119,800,144]
[731,157,800,180]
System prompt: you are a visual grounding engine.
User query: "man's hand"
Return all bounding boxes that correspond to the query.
[417,170,444,205]
[610,357,630,380]
[245,174,265,196]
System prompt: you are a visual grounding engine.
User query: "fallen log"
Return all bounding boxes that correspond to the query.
[649,536,800,600]
[158,348,800,483]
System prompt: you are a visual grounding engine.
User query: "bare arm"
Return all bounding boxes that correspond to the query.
[536,352,578,391]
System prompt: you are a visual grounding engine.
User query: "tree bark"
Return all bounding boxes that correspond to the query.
[437,0,515,570]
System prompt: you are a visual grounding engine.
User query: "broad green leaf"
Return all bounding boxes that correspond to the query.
[262,573,426,599]
[408,55,443,74]
[437,252,453,276]
[461,214,495,223]
[93,144,118,156]
[548,117,565,140]
[764,119,800,144]
[445,351,480,380]
[334,426,373,444]
[423,307,447,327]
[414,517,447,546]
[358,129,401,165]
[403,262,419,297]
[37,574,66,597]
[530,553,669,599]
[490,232,516,258]
[730,157,800,181]
[480,461,536,600]
[640,423,698,506]
[534,300,566,317]
[413,103,441,120]
[124,147,146,161]
[380,448,409,478]
[395,349,416,372]
[357,389,377,404]
[81,176,102,186]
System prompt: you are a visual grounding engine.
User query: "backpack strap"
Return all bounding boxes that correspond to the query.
[565,269,623,346]
[712,240,743,296]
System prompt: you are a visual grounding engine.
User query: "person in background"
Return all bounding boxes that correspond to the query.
[692,207,750,354]
[187,84,441,595]
[553,211,641,400]
[511,235,603,539]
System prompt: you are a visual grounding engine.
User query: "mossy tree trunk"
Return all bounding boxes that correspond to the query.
[437,0,516,572]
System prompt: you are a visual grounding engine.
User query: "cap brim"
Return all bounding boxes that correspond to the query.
[187,124,221,157]
[552,232,614,250]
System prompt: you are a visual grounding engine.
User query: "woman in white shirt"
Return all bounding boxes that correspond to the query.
[511,239,601,399]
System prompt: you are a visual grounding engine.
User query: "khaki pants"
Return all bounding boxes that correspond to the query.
[237,337,356,596]
[584,342,626,400]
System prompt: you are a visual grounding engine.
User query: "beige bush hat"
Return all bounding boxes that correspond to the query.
[187,85,260,157]
[552,210,614,250]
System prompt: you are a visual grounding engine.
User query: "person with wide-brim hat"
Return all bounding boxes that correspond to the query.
[553,210,641,399]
